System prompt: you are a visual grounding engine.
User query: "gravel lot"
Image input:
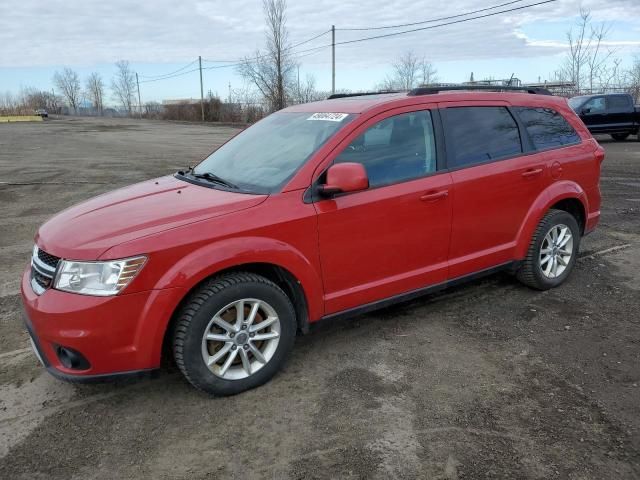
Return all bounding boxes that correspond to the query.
[1,116,639,479]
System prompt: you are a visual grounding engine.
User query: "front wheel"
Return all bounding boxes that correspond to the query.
[611,133,630,141]
[517,209,581,290]
[173,272,296,396]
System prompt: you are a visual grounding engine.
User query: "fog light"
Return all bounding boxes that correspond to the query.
[56,346,90,370]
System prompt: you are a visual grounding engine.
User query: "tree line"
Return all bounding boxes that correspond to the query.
[50,60,136,115]
[2,2,639,121]
[0,60,137,116]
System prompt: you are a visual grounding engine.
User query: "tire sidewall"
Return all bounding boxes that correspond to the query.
[611,133,629,141]
[530,212,581,289]
[178,279,296,396]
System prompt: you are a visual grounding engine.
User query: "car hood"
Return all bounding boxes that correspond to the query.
[36,175,268,260]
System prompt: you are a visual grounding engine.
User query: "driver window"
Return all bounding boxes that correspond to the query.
[334,110,437,188]
[583,97,605,113]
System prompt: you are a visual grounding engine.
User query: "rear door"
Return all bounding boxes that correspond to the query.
[313,106,453,314]
[440,102,550,278]
[605,95,634,132]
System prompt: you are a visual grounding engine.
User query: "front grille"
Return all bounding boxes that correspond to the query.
[31,246,60,294]
[37,249,60,269]
[32,269,53,289]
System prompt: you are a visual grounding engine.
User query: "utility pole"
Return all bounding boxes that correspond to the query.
[199,55,205,122]
[331,25,336,95]
[135,73,142,119]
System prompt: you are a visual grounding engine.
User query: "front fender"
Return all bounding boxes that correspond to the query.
[130,236,324,368]
[514,181,588,259]
[154,236,324,321]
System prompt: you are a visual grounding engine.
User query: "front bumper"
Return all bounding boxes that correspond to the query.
[21,265,185,379]
[585,210,600,235]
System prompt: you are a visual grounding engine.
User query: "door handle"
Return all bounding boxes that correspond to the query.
[521,168,544,178]
[420,190,448,202]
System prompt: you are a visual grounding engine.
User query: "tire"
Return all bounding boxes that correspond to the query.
[611,133,630,141]
[516,209,581,290]
[173,272,296,396]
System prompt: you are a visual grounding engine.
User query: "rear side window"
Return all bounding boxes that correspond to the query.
[607,95,631,110]
[514,107,581,151]
[335,110,437,187]
[443,107,522,168]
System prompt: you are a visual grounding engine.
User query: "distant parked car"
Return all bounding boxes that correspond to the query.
[35,109,48,118]
[569,93,640,141]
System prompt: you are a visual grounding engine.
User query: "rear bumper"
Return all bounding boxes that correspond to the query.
[21,265,186,379]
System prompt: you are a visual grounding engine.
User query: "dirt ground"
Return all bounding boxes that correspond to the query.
[1,116,639,479]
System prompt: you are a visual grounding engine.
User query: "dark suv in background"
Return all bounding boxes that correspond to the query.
[569,93,640,141]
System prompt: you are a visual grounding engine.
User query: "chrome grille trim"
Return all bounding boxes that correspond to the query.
[30,246,60,295]
[32,255,56,275]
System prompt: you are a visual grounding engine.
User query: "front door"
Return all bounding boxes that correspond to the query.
[313,108,452,314]
[580,96,607,133]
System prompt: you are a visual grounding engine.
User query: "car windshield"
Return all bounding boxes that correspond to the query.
[192,111,355,193]
[568,96,589,111]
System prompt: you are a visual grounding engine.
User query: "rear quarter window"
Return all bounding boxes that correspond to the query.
[514,107,581,151]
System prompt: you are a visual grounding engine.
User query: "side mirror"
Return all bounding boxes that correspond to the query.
[319,162,369,196]
[581,107,591,115]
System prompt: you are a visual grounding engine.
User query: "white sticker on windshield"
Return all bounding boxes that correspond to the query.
[307,112,349,122]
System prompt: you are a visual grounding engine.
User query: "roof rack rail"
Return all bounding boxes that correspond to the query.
[407,85,553,96]
[327,90,401,100]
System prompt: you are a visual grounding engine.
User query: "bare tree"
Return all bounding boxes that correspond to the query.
[53,67,81,113]
[392,51,420,90]
[378,51,438,90]
[237,0,294,112]
[558,9,615,94]
[597,57,625,91]
[85,72,105,115]
[419,60,438,85]
[291,73,326,104]
[628,55,640,102]
[111,60,136,115]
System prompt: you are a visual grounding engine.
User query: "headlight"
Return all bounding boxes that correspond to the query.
[54,256,146,296]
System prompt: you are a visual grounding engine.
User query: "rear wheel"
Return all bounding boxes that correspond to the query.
[611,133,630,141]
[173,272,296,396]
[517,209,581,290]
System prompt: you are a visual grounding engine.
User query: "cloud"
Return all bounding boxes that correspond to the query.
[0,0,638,69]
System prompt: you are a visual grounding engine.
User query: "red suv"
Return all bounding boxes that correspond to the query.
[22,87,604,395]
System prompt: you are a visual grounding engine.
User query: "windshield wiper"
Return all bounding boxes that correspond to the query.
[180,169,240,190]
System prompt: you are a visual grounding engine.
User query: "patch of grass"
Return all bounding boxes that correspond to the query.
[0,115,43,123]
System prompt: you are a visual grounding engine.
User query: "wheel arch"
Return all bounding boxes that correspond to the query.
[159,261,312,368]
[515,182,588,259]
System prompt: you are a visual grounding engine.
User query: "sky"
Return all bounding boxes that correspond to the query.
[1,0,639,105]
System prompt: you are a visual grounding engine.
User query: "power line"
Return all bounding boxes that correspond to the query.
[138,68,200,83]
[200,59,238,64]
[337,0,527,31]
[139,44,330,84]
[138,60,198,80]
[290,29,331,49]
[136,1,554,86]
[200,29,330,65]
[333,0,557,46]
[201,45,330,73]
